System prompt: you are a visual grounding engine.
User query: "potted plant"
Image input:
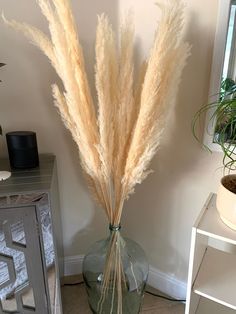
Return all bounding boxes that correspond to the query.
[193,78,236,230]
[0,62,11,181]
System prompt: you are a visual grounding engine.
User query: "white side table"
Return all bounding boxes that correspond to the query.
[185,193,236,314]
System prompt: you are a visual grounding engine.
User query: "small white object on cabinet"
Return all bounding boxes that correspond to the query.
[0,171,11,181]
[185,193,236,314]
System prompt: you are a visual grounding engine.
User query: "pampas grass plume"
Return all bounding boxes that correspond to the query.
[3,1,190,312]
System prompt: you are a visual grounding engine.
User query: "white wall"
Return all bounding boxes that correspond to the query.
[119,0,222,284]
[0,0,223,289]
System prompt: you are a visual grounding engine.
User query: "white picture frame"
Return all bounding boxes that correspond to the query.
[203,0,232,152]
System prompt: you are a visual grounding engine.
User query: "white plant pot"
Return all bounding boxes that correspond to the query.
[216,174,236,230]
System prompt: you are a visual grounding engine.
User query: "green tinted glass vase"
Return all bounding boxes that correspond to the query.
[82,225,149,314]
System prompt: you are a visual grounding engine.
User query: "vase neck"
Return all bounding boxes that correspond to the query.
[109,224,121,232]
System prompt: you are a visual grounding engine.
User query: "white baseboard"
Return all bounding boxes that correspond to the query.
[64,255,187,300]
[64,255,84,277]
[148,265,187,300]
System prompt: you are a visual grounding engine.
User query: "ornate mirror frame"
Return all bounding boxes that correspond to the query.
[204,0,233,151]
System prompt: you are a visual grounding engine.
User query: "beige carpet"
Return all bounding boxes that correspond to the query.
[62,276,185,314]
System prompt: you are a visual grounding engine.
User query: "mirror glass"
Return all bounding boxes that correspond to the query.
[0,193,57,313]
[222,1,236,79]
[214,0,236,144]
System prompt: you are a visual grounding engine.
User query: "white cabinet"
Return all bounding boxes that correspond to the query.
[185,193,236,314]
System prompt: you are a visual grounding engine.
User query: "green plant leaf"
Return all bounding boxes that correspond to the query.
[192,77,236,170]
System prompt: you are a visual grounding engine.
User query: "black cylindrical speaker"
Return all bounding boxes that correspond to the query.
[6,131,39,169]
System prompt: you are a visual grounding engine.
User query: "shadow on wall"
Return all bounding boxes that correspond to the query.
[122,7,221,281]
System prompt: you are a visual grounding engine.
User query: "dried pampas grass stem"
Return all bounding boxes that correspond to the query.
[3,0,190,312]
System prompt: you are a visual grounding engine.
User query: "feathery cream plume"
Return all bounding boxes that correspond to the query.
[112,12,135,217]
[121,0,191,207]
[3,0,190,312]
[95,14,118,221]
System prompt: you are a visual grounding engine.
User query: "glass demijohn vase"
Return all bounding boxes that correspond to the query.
[82,225,149,314]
